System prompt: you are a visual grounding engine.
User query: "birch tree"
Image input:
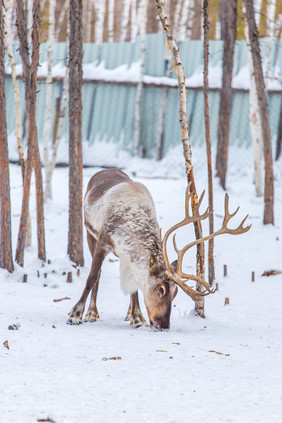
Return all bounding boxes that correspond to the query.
[15,0,46,266]
[108,0,115,42]
[120,0,131,42]
[245,0,263,197]
[68,0,84,266]
[0,0,13,273]
[244,0,274,225]
[43,0,55,201]
[155,0,206,317]
[203,0,214,284]
[44,1,70,201]
[133,0,148,156]
[264,0,276,87]
[93,0,106,44]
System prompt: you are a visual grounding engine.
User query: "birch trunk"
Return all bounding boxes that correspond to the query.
[43,0,55,201]
[130,0,137,41]
[245,20,263,197]
[55,0,70,41]
[108,0,115,42]
[244,0,274,225]
[0,0,13,273]
[133,0,148,156]
[179,0,192,41]
[173,0,183,41]
[44,9,70,201]
[120,0,131,42]
[264,0,276,88]
[94,0,106,44]
[203,0,214,284]
[155,0,206,318]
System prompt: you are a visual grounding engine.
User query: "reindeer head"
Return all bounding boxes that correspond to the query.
[143,257,178,331]
[146,188,251,330]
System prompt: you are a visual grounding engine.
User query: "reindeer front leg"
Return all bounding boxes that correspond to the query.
[125,292,148,328]
[67,236,108,325]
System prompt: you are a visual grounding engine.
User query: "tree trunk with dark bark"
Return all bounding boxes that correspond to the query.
[203,0,214,284]
[216,0,237,189]
[244,0,274,225]
[68,0,84,266]
[0,1,14,273]
[15,0,46,266]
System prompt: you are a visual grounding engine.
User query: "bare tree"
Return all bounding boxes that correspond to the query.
[244,0,274,225]
[68,0,84,266]
[43,0,55,201]
[3,0,32,246]
[15,0,46,266]
[216,0,237,189]
[203,0,214,284]
[155,0,206,317]
[245,8,263,197]
[0,0,13,273]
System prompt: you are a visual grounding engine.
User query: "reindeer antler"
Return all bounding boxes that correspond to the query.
[162,191,251,301]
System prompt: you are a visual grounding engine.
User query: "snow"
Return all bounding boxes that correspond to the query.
[6,60,281,90]
[1,149,282,423]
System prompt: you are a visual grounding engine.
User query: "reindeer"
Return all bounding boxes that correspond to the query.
[67,169,250,330]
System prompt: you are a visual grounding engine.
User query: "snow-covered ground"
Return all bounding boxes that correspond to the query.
[1,149,282,423]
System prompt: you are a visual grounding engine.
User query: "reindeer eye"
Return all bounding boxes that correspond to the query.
[157,285,166,297]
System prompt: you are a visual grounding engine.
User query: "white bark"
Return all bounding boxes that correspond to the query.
[26,0,32,45]
[120,0,131,42]
[179,0,192,41]
[55,0,70,41]
[245,15,263,197]
[93,0,106,44]
[131,0,137,41]
[253,0,262,27]
[44,34,70,201]
[133,0,148,156]
[186,0,195,39]
[173,0,183,41]
[264,0,276,88]
[3,1,23,168]
[43,0,55,201]
[108,0,115,42]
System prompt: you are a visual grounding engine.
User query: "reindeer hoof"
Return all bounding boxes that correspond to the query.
[67,307,84,325]
[84,310,99,322]
[126,313,148,328]
[67,316,83,325]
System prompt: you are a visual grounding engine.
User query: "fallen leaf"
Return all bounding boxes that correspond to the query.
[156,350,167,352]
[3,340,9,350]
[172,342,180,345]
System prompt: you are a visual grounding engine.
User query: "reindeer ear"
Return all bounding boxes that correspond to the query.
[170,260,178,273]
